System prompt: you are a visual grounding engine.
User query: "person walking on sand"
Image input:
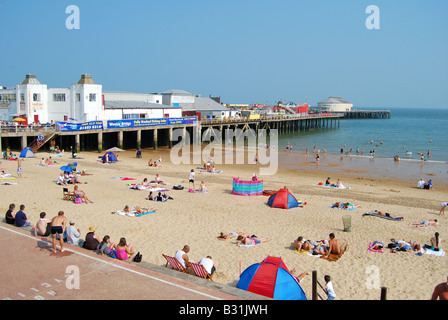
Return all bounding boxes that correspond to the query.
[17,158,22,178]
[440,202,447,215]
[50,211,67,253]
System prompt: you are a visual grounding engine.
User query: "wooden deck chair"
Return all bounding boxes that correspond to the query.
[189,262,214,281]
[162,254,188,273]
[63,187,75,201]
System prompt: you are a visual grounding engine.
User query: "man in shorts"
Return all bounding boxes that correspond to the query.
[440,202,447,215]
[51,211,67,253]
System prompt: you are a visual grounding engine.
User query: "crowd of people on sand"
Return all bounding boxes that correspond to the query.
[4,204,138,260]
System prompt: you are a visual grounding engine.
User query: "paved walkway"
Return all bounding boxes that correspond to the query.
[0,223,268,301]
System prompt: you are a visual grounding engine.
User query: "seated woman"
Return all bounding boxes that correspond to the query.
[146,191,154,201]
[114,237,135,260]
[83,226,101,250]
[141,178,150,187]
[74,185,93,204]
[424,232,442,252]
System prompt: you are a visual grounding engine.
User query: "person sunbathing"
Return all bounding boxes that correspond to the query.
[322,233,341,259]
[374,210,403,220]
[237,236,270,246]
[409,219,439,228]
[294,236,312,252]
[217,231,246,241]
[124,205,157,215]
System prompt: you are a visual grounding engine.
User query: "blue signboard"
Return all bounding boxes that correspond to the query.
[57,121,103,131]
[107,117,197,129]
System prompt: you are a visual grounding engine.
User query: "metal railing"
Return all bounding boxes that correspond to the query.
[200,113,343,125]
[0,124,56,134]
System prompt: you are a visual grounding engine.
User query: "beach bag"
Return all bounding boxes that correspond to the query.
[133,252,142,262]
[173,185,184,190]
[74,197,82,204]
[109,250,118,259]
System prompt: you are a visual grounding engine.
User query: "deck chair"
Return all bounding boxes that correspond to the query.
[162,254,188,273]
[189,262,214,281]
[63,187,75,201]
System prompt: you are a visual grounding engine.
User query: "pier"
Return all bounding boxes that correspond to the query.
[334,110,391,119]
[0,113,343,154]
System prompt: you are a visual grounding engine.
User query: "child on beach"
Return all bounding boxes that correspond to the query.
[189,169,195,190]
[440,202,447,215]
[324,275,336,300]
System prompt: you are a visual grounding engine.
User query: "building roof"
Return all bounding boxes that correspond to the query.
[319,96,352,104]
[78,74,96,84]
[21,74,41,85]
[104,100,175,109]
[183,96,228,111]
[161,89,193,95]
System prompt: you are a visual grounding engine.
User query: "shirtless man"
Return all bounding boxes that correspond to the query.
[35,212,51,237]
[323,233,341,259]
[431,277,448,300]
[51,211,67,253]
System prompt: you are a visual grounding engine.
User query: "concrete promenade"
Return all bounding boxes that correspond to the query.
[0,223,268,301]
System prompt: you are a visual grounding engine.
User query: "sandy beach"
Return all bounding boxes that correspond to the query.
[1,146,447,300]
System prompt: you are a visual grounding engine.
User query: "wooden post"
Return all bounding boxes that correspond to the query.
[312,270,318,300]
[380,287,387,300]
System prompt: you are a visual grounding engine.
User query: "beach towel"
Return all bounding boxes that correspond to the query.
[0,182,17,185]
[135,210,156,217]
[109,177,123,179]
[121,177,136,180]
[189,189,208,193]
[424,248,446,257]
[315,183,351,189]
[362,212,403,221]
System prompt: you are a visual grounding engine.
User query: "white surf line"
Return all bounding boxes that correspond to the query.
[0,225,223,300]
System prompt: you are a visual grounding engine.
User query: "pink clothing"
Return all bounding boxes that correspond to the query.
[116,249,128,260]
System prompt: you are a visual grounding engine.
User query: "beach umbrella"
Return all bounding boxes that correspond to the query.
[60,165,73,172]
[105,147,124,152]
[237,256,307,300]
[12,117,27,121]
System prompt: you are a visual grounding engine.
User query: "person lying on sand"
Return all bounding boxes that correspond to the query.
[294,236,313,252]
[217,231,246,241]
[374,210,403,220]
[237,236,270,246]
[409,219,439,228]
[124,205,158,215]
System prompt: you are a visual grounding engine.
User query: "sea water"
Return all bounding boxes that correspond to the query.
[276,107,448,184]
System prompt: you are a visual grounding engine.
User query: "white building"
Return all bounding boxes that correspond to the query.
[0,74,102,123]
[317,96,353,112]
[0,74,227,124]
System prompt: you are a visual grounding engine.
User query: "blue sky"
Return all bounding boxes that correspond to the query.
[1,0,447,108]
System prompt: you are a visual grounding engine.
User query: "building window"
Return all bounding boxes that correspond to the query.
[53,93,66,102]
[33,93,41,102]
[76,93,80,101]
[123,114,139,120]
[0,94,16,102]
[89,93,96,102]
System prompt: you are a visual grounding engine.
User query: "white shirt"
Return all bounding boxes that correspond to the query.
[175,250,187,268]
[66,225,80,245]
[199,257,214,274]
[189,172,195,180]
[326,281,336,298]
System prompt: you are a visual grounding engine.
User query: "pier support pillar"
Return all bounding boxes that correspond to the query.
[153,128,158,150]
[168,127,173,148]
[117,131,123,149]
[136,129,141,149]
[97,131,103,153]
[21,135,27,150]
[182,127,187,147]
[75,134,80,153]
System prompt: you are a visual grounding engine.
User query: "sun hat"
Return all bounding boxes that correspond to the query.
[88,226,96,232]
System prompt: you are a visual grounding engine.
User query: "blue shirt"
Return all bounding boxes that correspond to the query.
[15,210,27,227]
